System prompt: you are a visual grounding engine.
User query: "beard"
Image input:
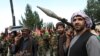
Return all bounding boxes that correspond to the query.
[74,24,85,32]
[58,30,64,34]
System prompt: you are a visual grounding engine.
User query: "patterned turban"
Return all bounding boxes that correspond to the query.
[71,11,93,28]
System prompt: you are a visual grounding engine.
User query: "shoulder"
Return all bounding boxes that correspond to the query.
[30,37,36,42]
[86,34,100,56]
[88,35,98,42]
[30,37,37,45]
[87,34,100,46]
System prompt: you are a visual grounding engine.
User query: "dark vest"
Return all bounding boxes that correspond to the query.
[69,30,93,56]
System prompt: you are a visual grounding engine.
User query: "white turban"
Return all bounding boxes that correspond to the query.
[71,11,93,28]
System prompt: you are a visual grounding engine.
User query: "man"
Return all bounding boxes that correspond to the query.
[56,22,66,56]
[67,11,100,56]
[95,25,100,40]
[13,27,37,56]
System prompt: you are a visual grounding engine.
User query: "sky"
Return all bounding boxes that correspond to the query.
[0,0,87,32]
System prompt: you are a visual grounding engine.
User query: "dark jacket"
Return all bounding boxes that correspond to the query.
[57,33,66,56]
[12,36,37,56]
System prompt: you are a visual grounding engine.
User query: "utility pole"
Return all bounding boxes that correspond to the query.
[10,0,16,26]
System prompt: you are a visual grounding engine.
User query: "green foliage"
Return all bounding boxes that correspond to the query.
[19,4,43,30]
[43,22,54,29]
[84,0,100,23]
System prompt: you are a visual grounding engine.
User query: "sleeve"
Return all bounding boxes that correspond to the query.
[10,44,16,54]
[86,35,100,56]
[32,38,38,56]
[10,44,19,54]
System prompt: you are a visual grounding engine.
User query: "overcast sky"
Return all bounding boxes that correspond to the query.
[0,0,87,32]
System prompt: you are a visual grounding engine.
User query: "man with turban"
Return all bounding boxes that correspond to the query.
[67,11,100,56]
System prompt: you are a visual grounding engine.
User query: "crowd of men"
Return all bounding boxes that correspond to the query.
[0,11,100,56]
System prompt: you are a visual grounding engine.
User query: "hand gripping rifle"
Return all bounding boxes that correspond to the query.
[37,6,73,28]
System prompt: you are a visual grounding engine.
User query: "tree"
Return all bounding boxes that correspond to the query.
[19,4,43,30]
[43,22,54,29]
[84,0,100,24]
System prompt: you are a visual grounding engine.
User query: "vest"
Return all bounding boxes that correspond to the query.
[69,30,93,56]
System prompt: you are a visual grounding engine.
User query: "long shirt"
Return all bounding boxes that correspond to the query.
[68,35,100,56]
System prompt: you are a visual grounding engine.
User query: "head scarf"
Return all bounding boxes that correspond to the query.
[71,11,93,28]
